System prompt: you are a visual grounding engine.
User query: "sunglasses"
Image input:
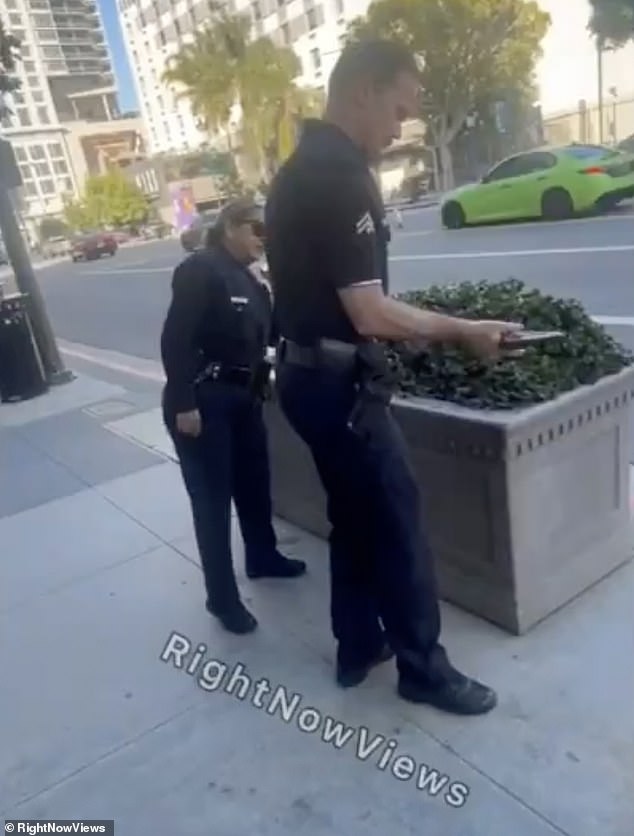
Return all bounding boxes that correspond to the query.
[248,220,265,239]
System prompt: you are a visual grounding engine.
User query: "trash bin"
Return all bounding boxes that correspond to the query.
[0,292,49,402]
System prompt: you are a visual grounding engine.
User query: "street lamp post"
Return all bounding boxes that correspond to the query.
[597,36,605,143]
[0,138,73,386]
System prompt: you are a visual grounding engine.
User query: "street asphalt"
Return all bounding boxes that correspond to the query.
[34,201,634,362]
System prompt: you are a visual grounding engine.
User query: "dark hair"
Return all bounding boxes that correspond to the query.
[328,38,419,100]
[204,198,263,248]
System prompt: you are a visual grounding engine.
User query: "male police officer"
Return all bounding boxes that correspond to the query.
[264,40,523,715]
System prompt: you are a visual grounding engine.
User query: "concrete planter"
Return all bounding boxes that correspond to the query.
[264,365,634,634]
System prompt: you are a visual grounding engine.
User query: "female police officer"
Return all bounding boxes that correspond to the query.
[160,198,306,635]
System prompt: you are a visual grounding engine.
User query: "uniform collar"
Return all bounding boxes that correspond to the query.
[298,119,369,168]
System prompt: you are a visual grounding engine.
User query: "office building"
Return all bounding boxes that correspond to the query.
[117,0,371,155]
[0,0,147,238]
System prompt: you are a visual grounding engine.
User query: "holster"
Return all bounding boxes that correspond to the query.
[346,346,393,439]
[251,359,273,400]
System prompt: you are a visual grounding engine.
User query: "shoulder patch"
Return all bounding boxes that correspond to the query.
[355,212,375,235]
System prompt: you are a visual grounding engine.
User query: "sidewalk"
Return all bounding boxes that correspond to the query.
[1,371,632,836]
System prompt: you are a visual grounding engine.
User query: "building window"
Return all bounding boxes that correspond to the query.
[37,106,50,123]
[14,147,27,162]
[32,91,44,103]
[33,13,54,26]
[9,12,22,25]
[18,108,31,126]
[29,145,46,161]
[306,7,317,30]
[34,162,51,178]
[23,182,38,197]
[310,47,321,70]
[40,179,55,195]
[27,74,39,87]
[334,0,343,14]
[42,45,63,58]
[49,143,64,159]
[53,160,68,174]
[23,61,36,73]
[58,177,73,193]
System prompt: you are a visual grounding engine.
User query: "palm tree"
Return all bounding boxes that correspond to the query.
[161,10,324,183]
[0,17,21,117]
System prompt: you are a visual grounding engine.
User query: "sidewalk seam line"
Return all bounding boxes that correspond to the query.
[0,542,165,616]
[0,702,202,817]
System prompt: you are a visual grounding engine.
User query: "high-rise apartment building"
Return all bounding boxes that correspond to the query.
[118,0,372,155]
[0,0,122,235]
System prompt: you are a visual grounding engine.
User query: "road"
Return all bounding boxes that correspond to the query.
[33,202,634,363]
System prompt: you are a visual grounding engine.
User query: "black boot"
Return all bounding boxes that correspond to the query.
[336,642,395,688]
[246,553,306,580]
[206,600,258,634]
[398,670,497,716]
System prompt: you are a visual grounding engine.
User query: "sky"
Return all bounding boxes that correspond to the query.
[96,0,633,120]
[534,0,633,115]
[97,0,138,112]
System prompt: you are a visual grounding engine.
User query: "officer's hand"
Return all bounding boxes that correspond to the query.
[176,409,202,437]
[458,320,524,361]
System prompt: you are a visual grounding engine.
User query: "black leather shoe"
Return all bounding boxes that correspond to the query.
[398,672,497,715]
[246,557,306,579]
[206,601,258,634]
[336,643,395,688]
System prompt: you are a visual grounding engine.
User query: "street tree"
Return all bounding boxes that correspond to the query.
[0,17,21,118]
[346,0,550,189]
[63,169,150,231]
[162,8,323,182]
[588,0,634,47]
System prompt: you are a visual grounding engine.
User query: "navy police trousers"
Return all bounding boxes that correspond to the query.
[276,362,451,684]
[163,382,278,612]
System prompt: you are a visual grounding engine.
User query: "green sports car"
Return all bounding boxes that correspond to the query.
[440,143,634,229]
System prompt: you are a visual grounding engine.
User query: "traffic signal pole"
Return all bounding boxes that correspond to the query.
[0,139,73,386]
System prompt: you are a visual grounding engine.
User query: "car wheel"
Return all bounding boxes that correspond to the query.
[541,188,573,221]
[441,201,465,229]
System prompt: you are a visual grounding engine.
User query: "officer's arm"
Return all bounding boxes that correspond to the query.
[160,256,213,413]
[319,178,471,344]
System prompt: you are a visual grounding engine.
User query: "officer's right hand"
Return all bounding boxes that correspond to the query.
[176,409,202,437]
[458,320,524,361]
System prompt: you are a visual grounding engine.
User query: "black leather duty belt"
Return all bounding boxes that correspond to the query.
[194,362,254,387]
[278,338,359,373]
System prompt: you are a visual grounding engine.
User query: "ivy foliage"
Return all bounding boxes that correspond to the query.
[386,279,634,409]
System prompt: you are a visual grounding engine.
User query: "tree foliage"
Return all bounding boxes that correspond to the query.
[588,0,634,46]
[63,169,150,231]
[0,16,21,117]
[346,0,550,189]
[162,8,323,182]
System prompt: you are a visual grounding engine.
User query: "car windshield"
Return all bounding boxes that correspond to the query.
[562,145,619,160]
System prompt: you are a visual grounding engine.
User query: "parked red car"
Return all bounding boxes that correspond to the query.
[71,232,118,262]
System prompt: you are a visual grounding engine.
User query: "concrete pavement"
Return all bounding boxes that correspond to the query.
[1,369,633,835]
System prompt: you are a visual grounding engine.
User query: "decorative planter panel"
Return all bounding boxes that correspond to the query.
[264,365,634,635]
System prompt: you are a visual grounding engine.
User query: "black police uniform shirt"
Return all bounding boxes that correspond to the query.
[160,245,275,414]
[264,118,391,348]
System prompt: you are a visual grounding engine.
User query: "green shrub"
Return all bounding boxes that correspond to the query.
[386,279,634,410]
